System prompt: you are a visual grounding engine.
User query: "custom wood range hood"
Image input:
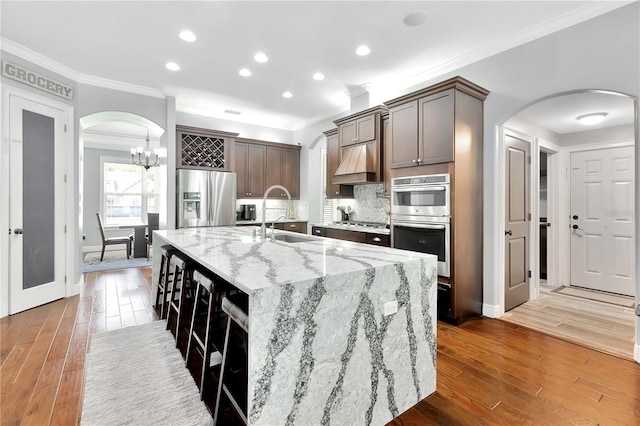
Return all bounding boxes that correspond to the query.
[333,143,377,184]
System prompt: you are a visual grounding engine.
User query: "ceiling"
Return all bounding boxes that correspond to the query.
[1,1,632,131]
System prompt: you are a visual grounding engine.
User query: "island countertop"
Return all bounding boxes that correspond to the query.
[152,226,437,425]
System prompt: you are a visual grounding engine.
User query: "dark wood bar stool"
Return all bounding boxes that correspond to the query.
[165,252,195,357]
[185,270,223,402]
[213,294,249,425]
[154,245,177,319]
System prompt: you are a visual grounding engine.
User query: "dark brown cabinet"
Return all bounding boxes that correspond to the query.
[324,128,354,199]
[388,89,455,168]
[339,114,376,147]
[312,226,390,247]
[235,142,266,198]
[176,125,237,171]
[235,139,300,199]
[384,76,489,325]
[275,221,307,234]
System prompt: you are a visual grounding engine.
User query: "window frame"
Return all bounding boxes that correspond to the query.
[99,156,158,226]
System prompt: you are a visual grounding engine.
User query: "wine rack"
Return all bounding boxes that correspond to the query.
[176,126,238,171]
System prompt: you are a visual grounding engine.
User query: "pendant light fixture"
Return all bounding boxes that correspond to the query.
[131,131,160,170]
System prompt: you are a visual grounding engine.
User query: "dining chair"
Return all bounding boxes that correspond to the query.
[96,212,131,261]
[146,212,160,260]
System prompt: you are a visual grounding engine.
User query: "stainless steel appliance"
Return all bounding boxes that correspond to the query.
[176,170,236,228]
[391,174,451,277]
[391,173,450,217]
[240,204,256,220]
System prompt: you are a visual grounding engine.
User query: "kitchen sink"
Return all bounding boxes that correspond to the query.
[273,233,316,243]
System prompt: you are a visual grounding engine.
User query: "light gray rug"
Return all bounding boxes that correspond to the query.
[82,321,213,425]
[82,250,152,273]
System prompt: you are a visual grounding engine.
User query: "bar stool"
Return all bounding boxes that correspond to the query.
[213,294,249,425]
[185,270,224,402]
[165,252,195,357]
[154,245,177,319]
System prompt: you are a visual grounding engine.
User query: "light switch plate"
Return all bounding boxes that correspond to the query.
[384,300,398,316]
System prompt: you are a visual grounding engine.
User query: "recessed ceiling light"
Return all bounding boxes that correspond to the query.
[238,68,252,77]
[576,112,608,125]
[403,10,428,27]
[356,45,370,56]
[179,30,196,42]
[313,72,325,81]
[254,52,268,63]
[282,91,293,98]
[165,62,180,71]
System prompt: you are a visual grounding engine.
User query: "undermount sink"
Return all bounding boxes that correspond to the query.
[273,233,316,243]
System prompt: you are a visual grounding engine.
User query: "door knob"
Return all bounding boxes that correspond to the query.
[505,230,513,236]
[14,228,23,234]
[572,215,579,220]
[572,224,583,230]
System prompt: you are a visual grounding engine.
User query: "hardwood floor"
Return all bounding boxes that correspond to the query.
[1,267,639,425]
[502,286,635,360]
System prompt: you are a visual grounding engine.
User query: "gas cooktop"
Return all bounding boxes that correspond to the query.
[331,221,389,229]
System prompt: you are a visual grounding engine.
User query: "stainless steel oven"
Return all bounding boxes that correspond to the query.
[391,217,450,277]
[391,173,451,277]
[391,174,450,218]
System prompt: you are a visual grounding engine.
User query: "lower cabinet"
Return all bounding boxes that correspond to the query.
[275,221,307,234]
[312,226,390,247]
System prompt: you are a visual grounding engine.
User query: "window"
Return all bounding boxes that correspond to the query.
[321,148,336,223]
[102,160,158,226]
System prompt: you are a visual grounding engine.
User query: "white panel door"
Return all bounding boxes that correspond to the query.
[8,93,67,314]
[570,147,635,296]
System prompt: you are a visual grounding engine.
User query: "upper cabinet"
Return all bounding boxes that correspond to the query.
[334,106,386,148]
[234,138,300,199]
[324,128,354,199]
[176,125,237,171]
[384,77,489,169]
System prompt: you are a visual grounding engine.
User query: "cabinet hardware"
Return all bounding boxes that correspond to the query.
[315,230,321,234]
[412,159,417,163]
[416,158,422,163]
[372,237,381,242]
[290,224,297,228]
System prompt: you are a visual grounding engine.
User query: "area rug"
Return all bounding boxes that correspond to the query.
[551,285,634,308]
[81,321,212,425]
[82,250,152,273]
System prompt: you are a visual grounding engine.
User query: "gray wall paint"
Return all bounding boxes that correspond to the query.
[560,124,635,146]
[82,148,135,248]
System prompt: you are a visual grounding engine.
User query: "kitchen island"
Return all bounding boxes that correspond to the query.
[152,226,437,425]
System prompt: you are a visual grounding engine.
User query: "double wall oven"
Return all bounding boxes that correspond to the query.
[391,174,450,278]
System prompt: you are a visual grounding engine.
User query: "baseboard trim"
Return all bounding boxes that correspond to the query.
[482,303,503,318]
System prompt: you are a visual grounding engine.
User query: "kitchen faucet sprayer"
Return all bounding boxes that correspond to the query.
[261,185,291,241]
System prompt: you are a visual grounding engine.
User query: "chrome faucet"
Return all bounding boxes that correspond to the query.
[261,185,292,241]
[269,215,286,241]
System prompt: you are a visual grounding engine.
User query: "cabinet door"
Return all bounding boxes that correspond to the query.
[282,148,300,199]
[325,228,366,243]
[247,144,266,197]
[235,142,249,197]
[282,221,307,234]
[339,121,357,147]
[356,115,376,143]
[266,146,283,192]
[311,226,326,237]
[389,101,419,169]
[326,132,354,199]
[419,89,454,165]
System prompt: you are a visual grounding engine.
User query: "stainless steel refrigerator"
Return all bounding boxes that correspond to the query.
[176,170,237,228]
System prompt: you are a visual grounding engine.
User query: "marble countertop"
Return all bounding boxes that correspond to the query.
[236,219,307,225]
[155,226,428,294]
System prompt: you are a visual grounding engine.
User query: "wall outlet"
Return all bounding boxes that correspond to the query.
[384,300,398,316]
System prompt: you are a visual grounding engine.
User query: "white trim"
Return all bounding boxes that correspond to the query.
[482,303,503,319]
[2,38,164,99]
[539,141,561,289]
[564,140,634,153]
[635,342,640,363]
[1,85,75,316]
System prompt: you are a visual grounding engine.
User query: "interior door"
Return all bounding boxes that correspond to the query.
[9,93,67,314]
[504,135,530,311]
[570,147,635,296]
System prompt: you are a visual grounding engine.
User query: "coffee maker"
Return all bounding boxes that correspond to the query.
[240,204,256,220]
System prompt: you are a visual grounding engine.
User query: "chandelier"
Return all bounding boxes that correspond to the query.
[130,131,160,170]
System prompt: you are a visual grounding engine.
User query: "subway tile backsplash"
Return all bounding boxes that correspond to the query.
[336,183,390,224]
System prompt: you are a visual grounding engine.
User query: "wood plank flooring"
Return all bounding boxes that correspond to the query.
[502,286,635,359]
[1,267,639,425]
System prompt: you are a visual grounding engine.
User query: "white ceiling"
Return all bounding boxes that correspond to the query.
[1,1,632,131]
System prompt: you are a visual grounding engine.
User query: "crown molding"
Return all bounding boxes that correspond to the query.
[2,37,165,99]
[1,37,80,81]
